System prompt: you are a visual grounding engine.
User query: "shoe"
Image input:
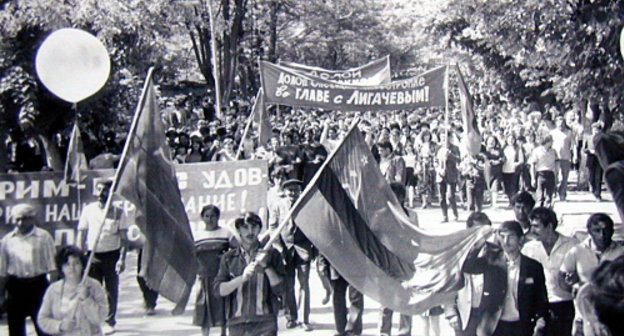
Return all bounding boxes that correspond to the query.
[103,324,115,335]
[302,323,313,331]
[322,292,332,305]
[286,320,298,329]
[442,216,449,223]
[145,307,156,316]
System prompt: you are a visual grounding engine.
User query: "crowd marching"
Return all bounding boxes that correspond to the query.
[2,97,624,336]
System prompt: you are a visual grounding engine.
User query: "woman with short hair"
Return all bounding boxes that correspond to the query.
[38,246,108,335]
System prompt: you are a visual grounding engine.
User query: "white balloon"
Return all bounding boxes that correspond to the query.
[621,27,624,62]
[36,28,110,103]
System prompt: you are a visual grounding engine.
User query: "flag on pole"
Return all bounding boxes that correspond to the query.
[63,123,88,184]
[115,69,197,312]
[253,88,272,147]
[456,64,481,156]
[291,124,490,314]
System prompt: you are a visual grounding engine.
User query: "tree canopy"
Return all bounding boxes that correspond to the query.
[1,0,623,171]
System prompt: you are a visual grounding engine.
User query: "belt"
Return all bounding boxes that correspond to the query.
[8,273,47,282]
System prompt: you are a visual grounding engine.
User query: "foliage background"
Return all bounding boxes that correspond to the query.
[1,0,622,171]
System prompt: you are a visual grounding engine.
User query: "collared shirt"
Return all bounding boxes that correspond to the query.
[500,254,521,322]
[78,203,127,253]
[214,245,285,326]
[470,273,484,308]
[529,146,558,172]
[561,238,624,283]
[522,234,578,302]
[0,227,56,278]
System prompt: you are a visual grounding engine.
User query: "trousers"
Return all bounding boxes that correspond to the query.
[6,274,50,336]
[89,249,120,326]
[331,276,364,335]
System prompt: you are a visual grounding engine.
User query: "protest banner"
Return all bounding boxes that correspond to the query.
[0,160,268,245]
[260,60,447,111]
[279,56,391,85]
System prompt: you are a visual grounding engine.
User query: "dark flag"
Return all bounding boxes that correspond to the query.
[253,88,272,147]
[115,69,197,312]
[291,123,490,314]
[456,64,481,156]
[63,123,88,184]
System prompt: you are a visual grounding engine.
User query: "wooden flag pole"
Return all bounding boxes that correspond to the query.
[69,105,83,245]
[235,93,258,159]
[81,67,155,284]
[444,64,450,137]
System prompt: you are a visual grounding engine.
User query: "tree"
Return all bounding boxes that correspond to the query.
[0,0,186,171]
[419,0,624,122]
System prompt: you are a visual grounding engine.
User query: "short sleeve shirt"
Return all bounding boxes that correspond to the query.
[550,128,573,161]
[561,238,624,283]
[522,234,578,302]
[78,202,127,253]
[529,146,558,172]
[0,227,56,278]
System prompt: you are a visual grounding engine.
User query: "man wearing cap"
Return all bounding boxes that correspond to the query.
[463,221,548,336]
[77,180,128,334]
[0,203,56,336]
[268,178,314,331]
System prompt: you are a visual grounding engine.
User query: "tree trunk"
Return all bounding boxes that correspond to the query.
[0,126,8,173]
[267,0,279,62]
[39,134,63,171]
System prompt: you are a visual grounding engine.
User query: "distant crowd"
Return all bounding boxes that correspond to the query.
[3,97,624,336]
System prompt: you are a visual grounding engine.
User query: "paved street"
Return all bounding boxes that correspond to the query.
[11,188,621,336]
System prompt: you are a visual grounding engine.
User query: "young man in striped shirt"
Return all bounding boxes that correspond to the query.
[216,212,285,336]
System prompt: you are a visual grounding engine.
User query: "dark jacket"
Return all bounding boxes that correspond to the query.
[463,244,549,336]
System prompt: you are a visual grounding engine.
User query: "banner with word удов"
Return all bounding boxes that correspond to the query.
[279,56,391,85]
[0,160,268,245]
[260,60,447,111]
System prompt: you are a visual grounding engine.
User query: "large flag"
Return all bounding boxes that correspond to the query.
[63,123,88,184]
[456,64,481,156]
[252,88,272,147]
[115,69,197,312]
[291,123,491,314]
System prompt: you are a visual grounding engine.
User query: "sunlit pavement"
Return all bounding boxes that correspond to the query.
[13,188,620,336]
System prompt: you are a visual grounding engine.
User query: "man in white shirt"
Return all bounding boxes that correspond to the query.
[559,213,624,334]
[77,180,128,334]
[528,135,559,208]
[0,204,56,336]
[522,207,577,336]
[550,115,574,201]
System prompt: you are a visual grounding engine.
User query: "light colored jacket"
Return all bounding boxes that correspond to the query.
[38,277,108,336]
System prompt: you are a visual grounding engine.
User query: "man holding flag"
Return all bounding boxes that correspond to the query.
[285,118,491,321]
[77,180,127,335]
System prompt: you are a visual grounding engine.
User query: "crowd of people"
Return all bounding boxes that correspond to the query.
[148,101,612,216]
[2,98,624,336]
